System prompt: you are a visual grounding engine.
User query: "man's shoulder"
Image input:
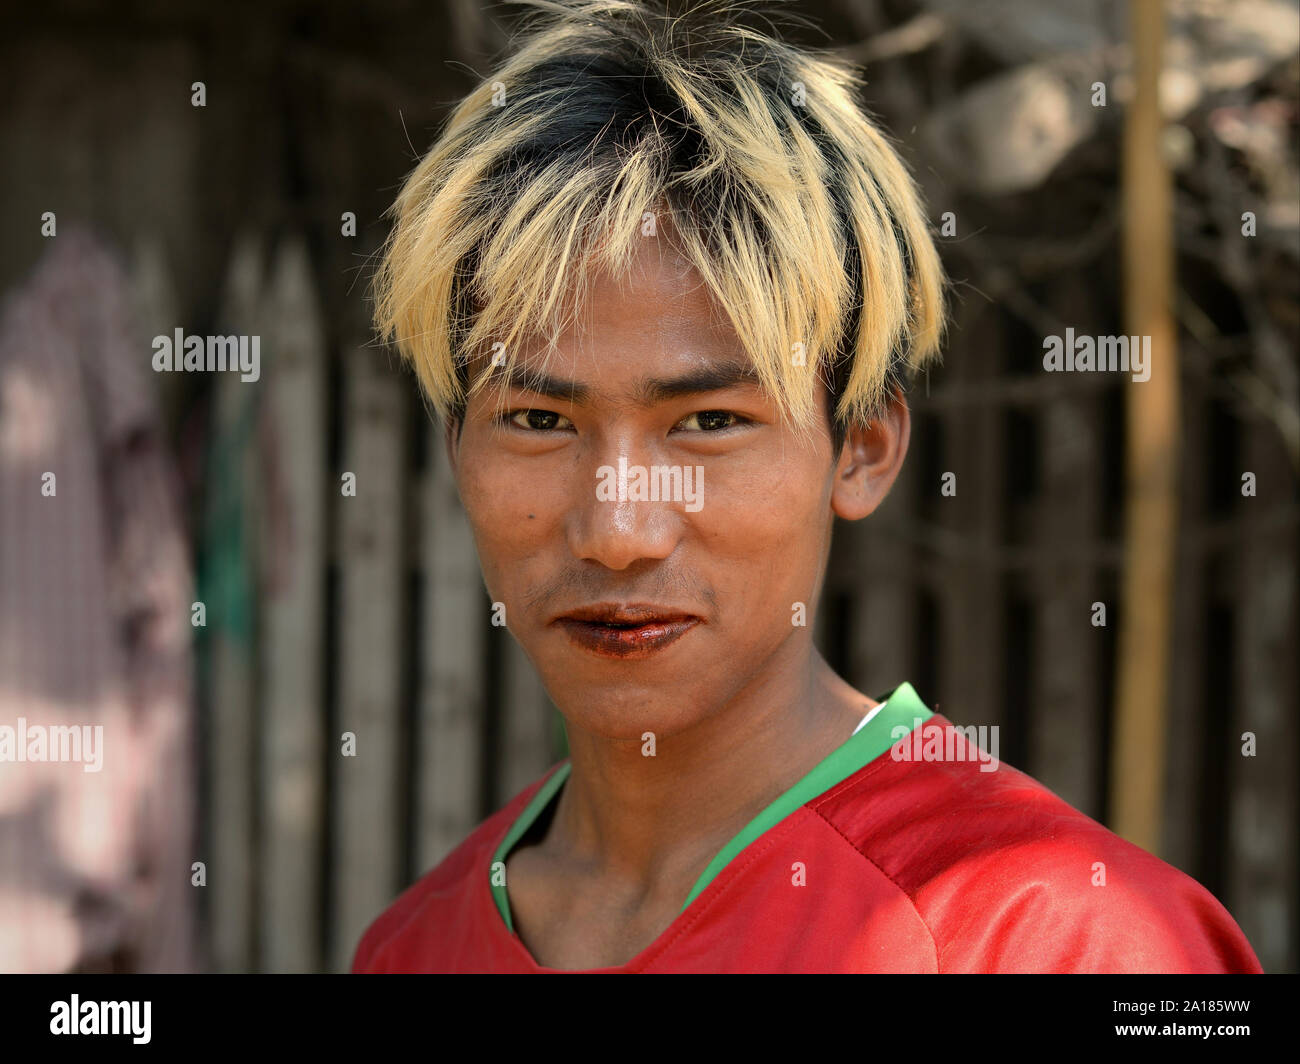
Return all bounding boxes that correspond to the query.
[809,714,1263,973]
[814,712,1127,863]
[349,762,563,973]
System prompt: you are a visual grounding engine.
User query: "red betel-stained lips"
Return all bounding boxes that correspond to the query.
[553,603,702,659]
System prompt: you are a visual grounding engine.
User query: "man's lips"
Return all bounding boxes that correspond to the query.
[552,604,702,659]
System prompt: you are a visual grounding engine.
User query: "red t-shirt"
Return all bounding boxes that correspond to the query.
[352,686,1262,973]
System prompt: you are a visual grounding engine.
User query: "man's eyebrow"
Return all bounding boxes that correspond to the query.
[503,366,590,403]
[637,361,761,403]
[502,360,762,406]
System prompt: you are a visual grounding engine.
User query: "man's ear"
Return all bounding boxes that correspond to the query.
[830,387,910,521]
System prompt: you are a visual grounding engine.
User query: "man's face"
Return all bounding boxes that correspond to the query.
[451,238,878,741]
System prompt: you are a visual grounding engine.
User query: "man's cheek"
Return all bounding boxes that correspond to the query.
[463,476,544,543]
[714,495,819,548]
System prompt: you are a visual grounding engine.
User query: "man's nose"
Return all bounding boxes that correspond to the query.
[566,448,685,570]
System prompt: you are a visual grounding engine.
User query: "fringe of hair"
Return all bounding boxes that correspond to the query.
[372,0,946,439]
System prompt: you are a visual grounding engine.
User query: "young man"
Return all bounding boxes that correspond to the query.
[352,0,1262,973]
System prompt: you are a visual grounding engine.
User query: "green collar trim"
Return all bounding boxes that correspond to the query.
[489,681,932,934]
[490,761,571,933]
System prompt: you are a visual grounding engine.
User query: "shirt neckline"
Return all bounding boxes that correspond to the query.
[489,681,933,939]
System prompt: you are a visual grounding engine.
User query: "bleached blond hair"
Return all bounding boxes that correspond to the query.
[373,0,945,441]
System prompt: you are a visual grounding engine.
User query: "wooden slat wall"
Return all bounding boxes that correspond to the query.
[185,234,1297,975]
[1,0,1292,982]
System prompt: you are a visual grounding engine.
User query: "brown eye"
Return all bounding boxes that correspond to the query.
[679,410,739,431]
[508,409,570,431]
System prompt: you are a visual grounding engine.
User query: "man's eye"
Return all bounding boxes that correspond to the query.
[676,410,743,432]
[506,409,572,431]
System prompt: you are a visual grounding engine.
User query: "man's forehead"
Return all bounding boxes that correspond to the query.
[576,242,728,334]
[467,252,758,402]
[454,243,837,431]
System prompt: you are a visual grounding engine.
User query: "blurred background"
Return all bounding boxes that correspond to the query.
[0,0,1296,973]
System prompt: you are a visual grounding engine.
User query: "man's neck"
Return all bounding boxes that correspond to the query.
[544,649,876,894]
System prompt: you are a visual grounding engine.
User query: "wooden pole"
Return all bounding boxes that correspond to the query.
[1110,0,1180,852]
[260,236,327,972]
